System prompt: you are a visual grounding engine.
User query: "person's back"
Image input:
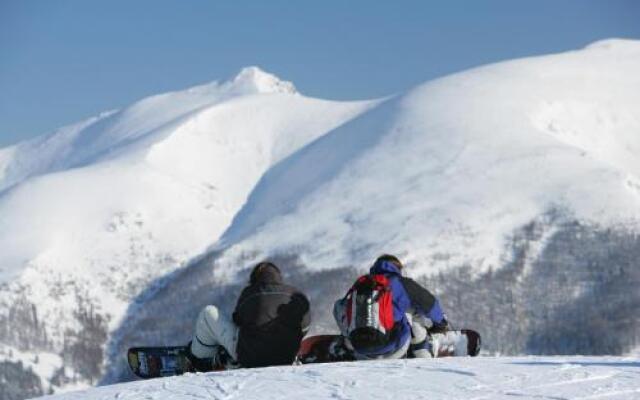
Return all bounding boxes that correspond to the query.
[333,254,448,359]
[233,262,310,367]
[189,261,310,369]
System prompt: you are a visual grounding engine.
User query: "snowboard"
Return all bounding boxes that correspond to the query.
[128,329,482,378]
[128,346,195,379]
[296,329,481,364]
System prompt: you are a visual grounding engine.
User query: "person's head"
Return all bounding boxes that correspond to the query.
[249,261,282,284]
[375,254,403,268]
[369,254,402,275]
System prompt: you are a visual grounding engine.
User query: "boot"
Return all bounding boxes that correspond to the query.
[408,337,434,358]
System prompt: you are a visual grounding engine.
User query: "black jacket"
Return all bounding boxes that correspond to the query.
[232,263,310,367]
[400,276,448,333]
[400,277,436,311]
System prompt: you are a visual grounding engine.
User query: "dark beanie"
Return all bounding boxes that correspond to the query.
[249,261,282,284]
[374,254,403,270]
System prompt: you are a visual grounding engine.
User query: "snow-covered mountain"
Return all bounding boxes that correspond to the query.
[0,67,375,397]
[0,66,373,287]
[1,40,640,399]
[215,39,640,274]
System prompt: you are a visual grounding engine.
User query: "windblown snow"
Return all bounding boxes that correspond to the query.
[1,39,640,398]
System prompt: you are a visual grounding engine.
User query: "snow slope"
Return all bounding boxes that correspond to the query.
[0,67,373,288]
[45,357,640,400]
[2,39,640,398]
[0,67,373,301]
[0,67,374,393]
[214,39,640,276]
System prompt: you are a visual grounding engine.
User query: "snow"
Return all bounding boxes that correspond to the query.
[42,357,640,400]
[5,43,638,290]
[0,345,63,386]
[2,40,640,397]
[214,39,640,276]
[0,66,374,318]
[628,346,640,358]
[0,66,297,192]
[0,66,374,393]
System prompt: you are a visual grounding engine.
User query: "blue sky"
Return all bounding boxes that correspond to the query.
[1,0,639,147]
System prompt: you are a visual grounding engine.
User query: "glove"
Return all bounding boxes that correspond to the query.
[428,318,449,334]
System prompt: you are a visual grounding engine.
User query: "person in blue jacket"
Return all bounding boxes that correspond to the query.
[333,254,448,359]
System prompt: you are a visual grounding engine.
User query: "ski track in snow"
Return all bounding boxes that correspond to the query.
[43,357,640,400]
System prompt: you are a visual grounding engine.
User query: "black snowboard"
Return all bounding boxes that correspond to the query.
[128,329,482,378]
[128,346,196,379]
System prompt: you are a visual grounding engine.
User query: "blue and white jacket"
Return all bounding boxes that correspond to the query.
[355,259,447,356]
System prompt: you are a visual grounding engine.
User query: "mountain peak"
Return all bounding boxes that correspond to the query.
[229,66,298,95]
[584,38,640,52]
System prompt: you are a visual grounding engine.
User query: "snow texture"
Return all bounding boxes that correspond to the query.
[44,357,640,400]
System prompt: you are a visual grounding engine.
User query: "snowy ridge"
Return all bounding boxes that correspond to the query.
[214,39,640,276]
[45,357,640,400]
[0,67,297,193]
[1,40,640,398]
[0,67,373,286]
[0,67,374,395]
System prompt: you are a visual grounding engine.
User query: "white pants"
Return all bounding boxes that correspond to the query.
[190,305,239,360]
[407,313,428,344]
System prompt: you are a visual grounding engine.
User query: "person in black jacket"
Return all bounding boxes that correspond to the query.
[189,261,310,370]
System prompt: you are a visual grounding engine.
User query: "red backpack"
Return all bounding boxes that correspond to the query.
[344,274,397,351]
